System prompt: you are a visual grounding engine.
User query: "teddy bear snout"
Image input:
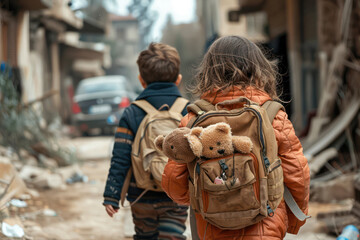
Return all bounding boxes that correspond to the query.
[217,149,225,155]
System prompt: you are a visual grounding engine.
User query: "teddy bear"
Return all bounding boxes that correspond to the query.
[185,122,253,158]
[154,127,197,163]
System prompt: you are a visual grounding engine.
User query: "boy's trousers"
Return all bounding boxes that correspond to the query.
[130,201,188,240]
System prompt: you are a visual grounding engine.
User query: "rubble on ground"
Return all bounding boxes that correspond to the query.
[0,69,88,239]
[317,174,360,235]
[0,148,88,239]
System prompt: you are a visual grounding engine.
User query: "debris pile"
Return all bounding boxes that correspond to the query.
[303,0,360,193]
[0,69,77,167]
[303,0,360,235]
[317,175,360,235]
[0,67,86,238]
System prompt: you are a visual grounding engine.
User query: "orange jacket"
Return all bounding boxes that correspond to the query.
[162,87,310,240]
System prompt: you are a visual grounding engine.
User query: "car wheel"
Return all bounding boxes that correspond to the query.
[102,127,114,136]
[82,131,89,137]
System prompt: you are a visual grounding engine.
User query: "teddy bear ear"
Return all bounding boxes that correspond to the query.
[185,132,203,157]
[190,127,203,137]
[215,122,231,134]
[154,135,165,151]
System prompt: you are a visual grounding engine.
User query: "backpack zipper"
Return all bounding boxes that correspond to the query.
[243,108,271,172]
[190,111,241,128]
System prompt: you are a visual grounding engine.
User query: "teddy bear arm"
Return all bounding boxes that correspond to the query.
[186,134,203,157]
[232,136,253,153]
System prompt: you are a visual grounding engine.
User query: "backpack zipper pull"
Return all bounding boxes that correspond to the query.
[196,162,200,175]
[267,203,274,217]
[219,159,228,180]
[263,154,270,172]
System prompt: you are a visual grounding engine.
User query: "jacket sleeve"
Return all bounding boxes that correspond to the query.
[273,110,310,234]
[161,113,195,205]
[162,160,190,205]
[103,108,134,208]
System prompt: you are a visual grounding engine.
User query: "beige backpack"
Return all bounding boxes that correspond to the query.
[186,97,285,230]
[128,98,188,196]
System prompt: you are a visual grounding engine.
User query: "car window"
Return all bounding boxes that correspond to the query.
[76,80,128,95]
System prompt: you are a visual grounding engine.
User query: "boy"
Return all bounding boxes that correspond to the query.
[103,43,188,240]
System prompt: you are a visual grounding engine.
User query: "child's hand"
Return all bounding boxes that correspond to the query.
[104,204,119,217]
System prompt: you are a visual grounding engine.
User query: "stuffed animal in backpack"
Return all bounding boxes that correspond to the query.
[154,127,196,163]
[185,122,253,158]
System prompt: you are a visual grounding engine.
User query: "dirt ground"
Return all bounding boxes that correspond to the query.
[0,136,351,240]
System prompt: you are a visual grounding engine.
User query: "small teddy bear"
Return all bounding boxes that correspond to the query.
[185,122,253,158]
[154,127,196,163]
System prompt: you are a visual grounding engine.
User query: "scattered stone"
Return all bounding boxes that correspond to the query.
[57,164,82,181]
[66,173,88,184]
[1,218,24,238]
[19,166,48,182]
[42,209,57,217]
[311,173,357,202]
[24,156,38,167]
[19,165,64,189]
[9,199,27,208]
[32,173,63,189]
[38,154,58,169]
[19,194,32,200]
[19,150,38,166]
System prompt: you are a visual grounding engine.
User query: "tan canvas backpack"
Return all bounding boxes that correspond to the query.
[128,98,188,196]
[186,97,285,230]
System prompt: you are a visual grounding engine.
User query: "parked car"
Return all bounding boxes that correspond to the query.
[72,75,137,135]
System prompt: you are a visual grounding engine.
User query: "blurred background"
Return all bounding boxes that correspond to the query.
[0,0,359,239]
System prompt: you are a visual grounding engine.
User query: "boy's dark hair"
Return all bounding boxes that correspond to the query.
[193,36,279,100]
[137,43,180,84]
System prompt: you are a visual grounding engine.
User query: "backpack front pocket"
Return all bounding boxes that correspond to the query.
[199,154,260,214]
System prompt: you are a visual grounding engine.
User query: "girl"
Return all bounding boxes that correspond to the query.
[161,36,310,239]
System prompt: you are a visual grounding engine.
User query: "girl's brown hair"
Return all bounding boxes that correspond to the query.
[193,36,279,99]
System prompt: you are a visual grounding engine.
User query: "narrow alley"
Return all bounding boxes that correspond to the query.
[1,136,350,239]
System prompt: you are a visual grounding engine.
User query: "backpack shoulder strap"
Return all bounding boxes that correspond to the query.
[120,166,132,207]
[132,100,158,115]
[120,166,150,208]
[263,101,311,221]
[284,185,311,221]
[187,99,215,115]
[186,100,216,128]
[262,100,285,122]
[169,97,189,113]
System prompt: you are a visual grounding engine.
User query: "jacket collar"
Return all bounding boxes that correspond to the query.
[202,86,272,105]
[136,82,182,100]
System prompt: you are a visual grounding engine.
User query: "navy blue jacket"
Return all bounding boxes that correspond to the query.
[103,82,187,208]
